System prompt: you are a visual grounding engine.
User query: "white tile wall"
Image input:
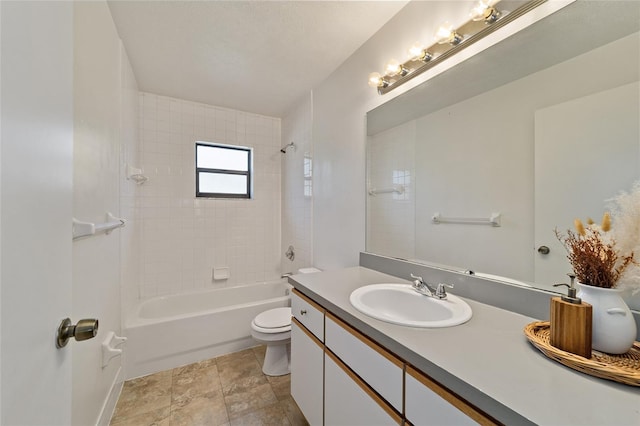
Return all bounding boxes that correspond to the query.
[137,92,282,298]
[120,46,142,318]
[366,120,415,260]
[281,94,313,274]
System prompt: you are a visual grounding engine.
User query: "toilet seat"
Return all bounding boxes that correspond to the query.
[252,307,291,334]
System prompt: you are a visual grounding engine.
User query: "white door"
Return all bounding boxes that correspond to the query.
[534,82,640,287]
[1,2,74,424]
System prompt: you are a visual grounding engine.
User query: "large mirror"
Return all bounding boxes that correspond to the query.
[365,1,640,305]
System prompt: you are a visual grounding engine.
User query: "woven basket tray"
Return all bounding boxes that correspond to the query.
[523,321,640,386]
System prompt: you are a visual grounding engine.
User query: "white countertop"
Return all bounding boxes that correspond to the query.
[290,267,640,425]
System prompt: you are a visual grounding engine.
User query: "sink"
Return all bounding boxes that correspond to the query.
[349,284,472,328]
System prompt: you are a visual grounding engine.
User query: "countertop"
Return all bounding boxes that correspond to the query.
[289,267,640,426]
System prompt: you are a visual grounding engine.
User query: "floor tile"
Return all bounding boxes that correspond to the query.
[228,401,290,425]
[279,396,309,426]
[218,355,264,395]
[216,348,257,368]
[252,345,266,366]
[224,379,279,420]
[110,346,306,426]
[172,365,223,407]
[110,406,170,426]
[170,392,229,426]
[111,370,172,423]
[172,357,217,376]
[267,374,291,400]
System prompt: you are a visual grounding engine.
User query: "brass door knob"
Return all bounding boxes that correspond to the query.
[537,245,550,255]
[56,318,99,348]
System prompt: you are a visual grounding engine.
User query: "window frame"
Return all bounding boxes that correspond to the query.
[195,142,252,199]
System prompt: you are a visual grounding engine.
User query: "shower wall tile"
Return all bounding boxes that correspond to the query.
[137,92,282,298]
[281,94,313,274]
[366,121,416,260]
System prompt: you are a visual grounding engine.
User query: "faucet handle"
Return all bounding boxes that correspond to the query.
[410,274,425,289]
[435,283,453,299]
[410,273,423,282]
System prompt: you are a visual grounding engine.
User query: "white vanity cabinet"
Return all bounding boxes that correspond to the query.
[290,287,495,426]
[405,366,494,426]
[290,290,324,426]
[325,350,402,426]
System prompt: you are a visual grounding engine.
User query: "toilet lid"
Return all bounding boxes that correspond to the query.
[254,307,292,329]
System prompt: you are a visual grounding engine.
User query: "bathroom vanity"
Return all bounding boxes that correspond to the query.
[289,267,640,425]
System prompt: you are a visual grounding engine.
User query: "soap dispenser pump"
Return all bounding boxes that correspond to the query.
[550,273,592,358]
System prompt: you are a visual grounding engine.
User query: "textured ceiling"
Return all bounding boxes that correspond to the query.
[108,1,408,117]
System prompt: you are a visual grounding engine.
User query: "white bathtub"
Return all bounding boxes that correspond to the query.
[124,280,291,379]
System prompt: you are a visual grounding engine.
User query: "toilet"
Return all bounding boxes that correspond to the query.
[251,307,292,376]
[251,267,321,376]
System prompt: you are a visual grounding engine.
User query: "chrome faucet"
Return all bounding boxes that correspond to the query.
[410,274,453,299]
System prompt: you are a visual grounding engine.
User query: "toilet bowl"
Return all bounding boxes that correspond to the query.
[250,307,292,376]
[251,267,322,376]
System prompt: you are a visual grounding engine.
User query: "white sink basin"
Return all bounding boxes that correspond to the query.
[349,283,472,328]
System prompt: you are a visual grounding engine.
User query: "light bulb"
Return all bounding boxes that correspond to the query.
[470,0,489,19]
[385,59,402,76]
[470,0,500,22]
[407,42,432,62]
[368,72,386,88]
[407,42,424,60]
[435,21,462,45]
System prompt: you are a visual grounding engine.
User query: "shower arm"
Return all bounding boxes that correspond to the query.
[280,142,295,153]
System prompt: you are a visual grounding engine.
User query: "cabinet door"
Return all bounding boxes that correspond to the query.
[406,366,494,426]
[325,313,403,411]
[325,350,402,426]
[291,319,323,426]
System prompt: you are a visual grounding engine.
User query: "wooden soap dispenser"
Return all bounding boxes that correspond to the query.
[550,273,592,358]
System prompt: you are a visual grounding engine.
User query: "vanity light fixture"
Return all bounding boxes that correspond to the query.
[368,0,548,95]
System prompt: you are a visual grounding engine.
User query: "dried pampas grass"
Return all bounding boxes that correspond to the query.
[556,183,640,292]
[607,182,640,293]
[555,227,633,289]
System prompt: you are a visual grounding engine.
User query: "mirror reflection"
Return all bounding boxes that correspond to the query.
[365,1,640,306]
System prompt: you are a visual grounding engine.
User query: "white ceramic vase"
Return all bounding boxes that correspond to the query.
[576,283,637,354]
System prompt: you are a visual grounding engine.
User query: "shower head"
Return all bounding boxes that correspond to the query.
[280,142,295,154]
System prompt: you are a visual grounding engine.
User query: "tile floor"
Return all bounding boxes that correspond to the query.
[110,346,308,426]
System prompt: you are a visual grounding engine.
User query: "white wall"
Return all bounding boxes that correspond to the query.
[73,2,138,424]
[310,1,485,269]
[281,93,314,273]
[135,93,282,299]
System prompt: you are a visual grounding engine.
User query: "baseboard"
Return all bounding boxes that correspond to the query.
[96,366,124,426]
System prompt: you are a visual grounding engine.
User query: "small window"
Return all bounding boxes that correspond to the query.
[196,142,252,198]
[304,155,313,198]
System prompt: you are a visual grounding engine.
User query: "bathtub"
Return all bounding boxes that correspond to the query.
[124,280,291,379]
